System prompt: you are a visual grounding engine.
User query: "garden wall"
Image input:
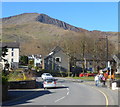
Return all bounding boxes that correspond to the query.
[2,84,8,101]
[9,80,36,89]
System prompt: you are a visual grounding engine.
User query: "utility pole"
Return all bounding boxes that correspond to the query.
[106,35,109,68]
[82,42,85,73]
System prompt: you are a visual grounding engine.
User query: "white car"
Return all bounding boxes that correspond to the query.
[41,73,53,80]
[43,79,56,89]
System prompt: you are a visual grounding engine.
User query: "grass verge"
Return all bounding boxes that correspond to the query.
[66,76,94,81]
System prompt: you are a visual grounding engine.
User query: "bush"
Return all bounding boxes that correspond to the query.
[2,75,8,84]
[8,71,35,81]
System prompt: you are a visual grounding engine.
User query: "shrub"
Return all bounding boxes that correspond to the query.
[2,75,8,84]
[8,71,35,81]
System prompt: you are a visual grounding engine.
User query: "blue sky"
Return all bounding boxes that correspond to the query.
[2,2,118,32]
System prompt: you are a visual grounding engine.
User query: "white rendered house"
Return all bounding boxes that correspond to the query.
[0,42,20,69]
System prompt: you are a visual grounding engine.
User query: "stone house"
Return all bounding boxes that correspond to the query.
[44,46,70,72]
[75,54,114,72]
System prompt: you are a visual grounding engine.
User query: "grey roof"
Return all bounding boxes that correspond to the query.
[116,53,120,59]
[0,42,19,48]
[51,46,62,53]
[44,46,63,59]
[74,53,113,61]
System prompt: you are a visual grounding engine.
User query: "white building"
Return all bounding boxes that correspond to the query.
[0,42,20,69]
[28,54,42,67]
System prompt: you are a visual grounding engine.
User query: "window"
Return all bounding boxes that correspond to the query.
[11,58,14,62]
[11,52,14,56]
[12,48,14,51]
[55,57,61,62]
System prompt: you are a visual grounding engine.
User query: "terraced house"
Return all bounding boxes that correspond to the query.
[0,42,20,69]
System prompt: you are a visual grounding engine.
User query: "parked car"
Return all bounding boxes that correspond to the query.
[43,79,56,89]
[41,73,53,80]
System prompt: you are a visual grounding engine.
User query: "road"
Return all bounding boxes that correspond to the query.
[3,77,119,106]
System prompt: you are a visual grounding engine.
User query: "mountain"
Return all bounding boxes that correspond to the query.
[2,13,118,56]
[2,13,87,32]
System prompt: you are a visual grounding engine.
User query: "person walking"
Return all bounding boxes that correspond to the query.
[94,74,99,86]
[99,73,104,86]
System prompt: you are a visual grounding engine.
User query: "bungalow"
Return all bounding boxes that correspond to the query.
[0,42,20,69]
[44,46,70,72]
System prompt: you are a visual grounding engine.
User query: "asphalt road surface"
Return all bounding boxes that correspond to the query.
[3,77,118,106]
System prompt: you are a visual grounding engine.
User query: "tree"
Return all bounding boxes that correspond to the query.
[0,46,9,75]
[1,46,8,62]
[19,56,28,65]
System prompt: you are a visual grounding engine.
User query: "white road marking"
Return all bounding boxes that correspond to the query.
[55,96,65,103]
[67,91,69,95]
[67,88,69,90]
[54,84,70,103]
[62,85,65,87]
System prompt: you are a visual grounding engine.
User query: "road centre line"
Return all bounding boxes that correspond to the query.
[67,88,69,90]
[67,91,69,95]
[54,96,65,103]
[55,85,69,103]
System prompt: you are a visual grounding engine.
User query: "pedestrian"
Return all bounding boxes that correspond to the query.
[102,76,106,86]
[99,73,104,86]
[94,74,99,86]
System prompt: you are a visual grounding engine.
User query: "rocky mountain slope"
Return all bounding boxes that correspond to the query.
[2,13,118,56]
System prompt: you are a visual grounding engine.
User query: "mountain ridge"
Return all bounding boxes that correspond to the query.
[2,13,88,32]
[2,13,118,55]
[2,13,117,33]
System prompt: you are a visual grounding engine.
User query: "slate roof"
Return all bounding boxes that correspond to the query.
[44,46,64,59]
[116,53,120,59]
[73,53,113,61]
[0,42,19,48]
[51,46,62,53]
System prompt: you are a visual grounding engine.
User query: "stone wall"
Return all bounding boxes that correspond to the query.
[9,80,36,89]
[2,84,8,101]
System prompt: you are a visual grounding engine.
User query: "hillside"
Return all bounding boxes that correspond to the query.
[2,13,118,57]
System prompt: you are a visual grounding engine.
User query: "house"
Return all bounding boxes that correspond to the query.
[75,54,114,72]
[0,42,20,69]
[44,46,70,72]
[28,54,42,67]
[113,53,120,74]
